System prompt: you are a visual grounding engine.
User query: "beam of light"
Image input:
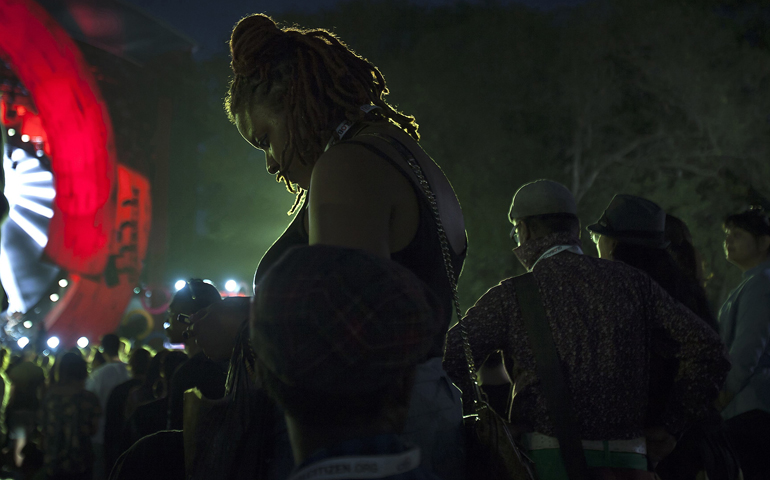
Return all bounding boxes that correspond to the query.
[9,209,48,247]
[14,158,39,173]
[47,336,59,349]
[19,171,53,184]
[0,249,26,313]
[15,197,54,218]
[17,185,55,200]
[225,280,237,293]
[77,337,89,348]
[17,337,29,349]
[174,279,186,291]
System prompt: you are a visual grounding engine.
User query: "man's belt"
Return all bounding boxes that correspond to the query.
[523,432,647,455]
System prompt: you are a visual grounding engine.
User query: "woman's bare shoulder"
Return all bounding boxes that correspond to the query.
[311,132,409,200]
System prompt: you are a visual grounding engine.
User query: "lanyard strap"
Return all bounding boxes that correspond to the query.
[287,447,421,480]
[325,105,381,152]
[529,245,583,272]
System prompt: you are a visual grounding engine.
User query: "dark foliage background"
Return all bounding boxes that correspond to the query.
[164,0,770,314]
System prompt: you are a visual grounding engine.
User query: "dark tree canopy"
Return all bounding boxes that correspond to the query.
[169,0,770,311]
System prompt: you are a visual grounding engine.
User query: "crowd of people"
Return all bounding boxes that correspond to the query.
[3,10,770,480]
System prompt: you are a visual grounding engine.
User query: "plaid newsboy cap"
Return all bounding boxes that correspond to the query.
[251,245,441,395]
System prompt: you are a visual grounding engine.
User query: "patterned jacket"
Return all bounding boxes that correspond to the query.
[444,231,729,439]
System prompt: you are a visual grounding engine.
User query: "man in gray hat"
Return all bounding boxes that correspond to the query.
[443,179,729,480]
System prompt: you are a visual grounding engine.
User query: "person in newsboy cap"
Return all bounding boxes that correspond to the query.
[250,245,444,477]
[507,180,581,263]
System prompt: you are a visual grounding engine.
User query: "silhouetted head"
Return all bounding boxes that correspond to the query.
[100,334,121,358]
[58,352,88,384]
[723,207,770,271]
[166,279,221,345]
[225,14,419,213]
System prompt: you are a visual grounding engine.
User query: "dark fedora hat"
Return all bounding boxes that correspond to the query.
[587,194,670,248]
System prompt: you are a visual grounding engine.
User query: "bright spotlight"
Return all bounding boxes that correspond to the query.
[7,128,15,137]
[10,149,26,162]
[225,280,238,293]
[58,279,68,288]
[47,336,60,349]
[20,134,30,143]
[49,293,59,302]
[163,322,171,329]
[174,280,186,291]
[17,337,29,348]
[77,337,89,349]
[22,321,32,329]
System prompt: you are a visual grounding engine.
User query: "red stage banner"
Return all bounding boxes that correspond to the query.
[0,0,117,275]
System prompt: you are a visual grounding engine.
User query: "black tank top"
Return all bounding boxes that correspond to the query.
[253,134,466,358]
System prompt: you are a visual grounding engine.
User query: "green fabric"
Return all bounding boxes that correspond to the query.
[528,445,648,480]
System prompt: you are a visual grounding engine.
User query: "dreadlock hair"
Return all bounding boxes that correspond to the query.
[225,14,420,214]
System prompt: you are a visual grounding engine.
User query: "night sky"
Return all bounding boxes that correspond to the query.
[123,0,586,57]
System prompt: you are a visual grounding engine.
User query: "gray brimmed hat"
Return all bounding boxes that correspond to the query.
[509,179,578,221]
[587,194,670,248]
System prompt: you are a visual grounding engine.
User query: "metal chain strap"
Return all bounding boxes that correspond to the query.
[364,133,482,409]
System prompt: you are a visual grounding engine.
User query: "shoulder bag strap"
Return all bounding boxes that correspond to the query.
[352,131,483,409]
[512,273,589,480]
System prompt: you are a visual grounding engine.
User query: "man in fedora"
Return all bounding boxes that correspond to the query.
[443,180,729,480]
[586,194,671,257]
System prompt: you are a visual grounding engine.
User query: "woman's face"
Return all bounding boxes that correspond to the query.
[592,232,617,259]
[235,100,313,190]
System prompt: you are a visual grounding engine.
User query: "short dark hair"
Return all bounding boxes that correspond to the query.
[725,208,770,239]
[100,334,121,357]
[59,353,88,383]
[129,348,152,377]
[520,213,580,237]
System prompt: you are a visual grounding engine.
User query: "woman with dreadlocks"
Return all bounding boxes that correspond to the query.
[188,13,467,480]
